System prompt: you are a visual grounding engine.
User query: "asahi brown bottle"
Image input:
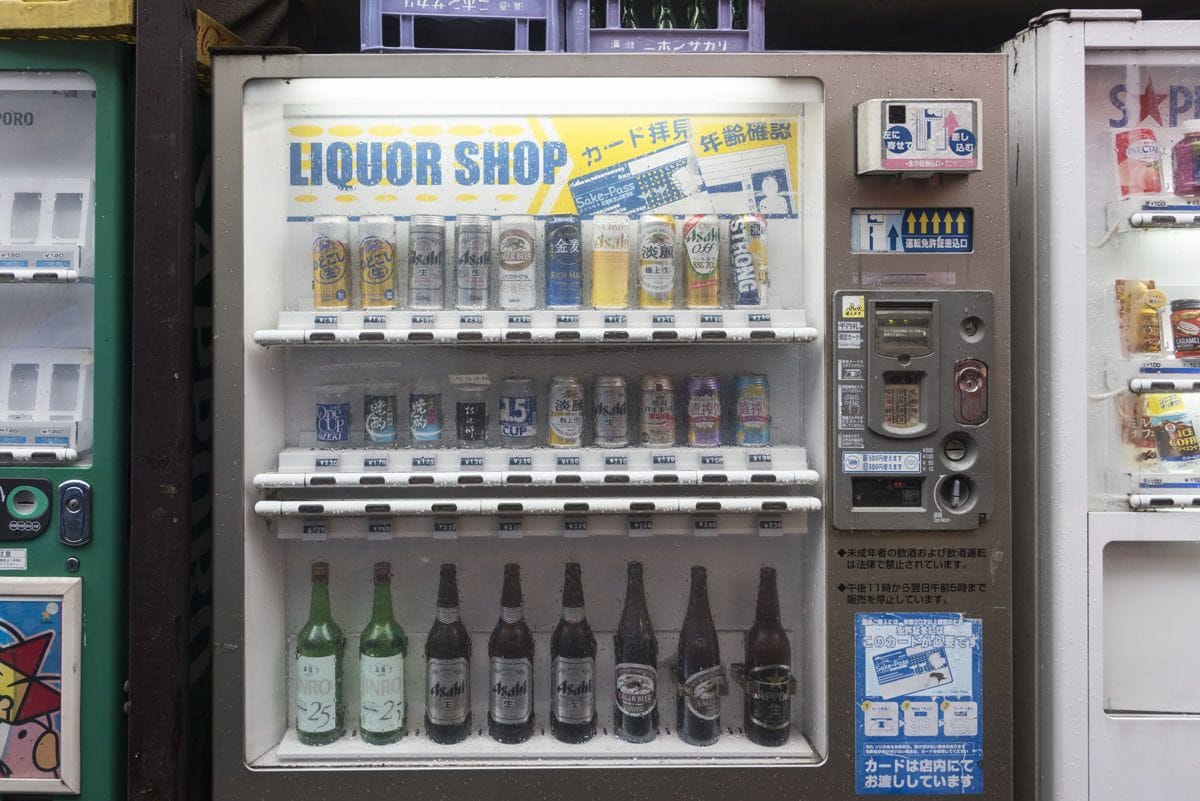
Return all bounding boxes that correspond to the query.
[743,566,793,746]
[614,561,658,743]
[488,563,534,743]
[550,562,597,743]
[676,565,724,746]
[425,563,471,744]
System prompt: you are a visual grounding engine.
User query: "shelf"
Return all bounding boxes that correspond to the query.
[1106,196,1200,232]
[0,446,79,463]
[0,268,81,283]
[1129,494,1200,510]
[256,496,821,518]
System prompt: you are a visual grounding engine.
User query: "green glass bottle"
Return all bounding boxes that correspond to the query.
[296,561,345,746]
[621,0,640,28]
[359,561,408,745]
[653,1,676,29]
[687,0,713,29]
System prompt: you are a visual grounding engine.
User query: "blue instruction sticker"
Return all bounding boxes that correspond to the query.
[851,209,973,254]
[855,612,983,795]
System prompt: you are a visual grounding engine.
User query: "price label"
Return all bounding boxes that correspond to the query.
[603,314,628,327]
[313,314,339,326]
[747,312,772,324]
[459,314,483,327]
[563,517,588,537]
[497,518,523,537]
[433,518,459,538]
[651,453,676,467]
[604,454,629,468]
[628,518,654,536]
[363,314,388,326]
[651,313,676,328]
[757,516,784,536]
[363,457,388,469]
[556,455,581,469]
[700,453,725,466]
[556,314,580,328]
[508,455,533,468]
[460,456,485,468]
[366,520,392,540]
[315,457,339,468]
[302,522,328,540]
[747,452,773,467]
[692,517,720,537]
[699,313,724,326]
[411,314,436,327]
[412,455,436,468]
[507,314,532,327]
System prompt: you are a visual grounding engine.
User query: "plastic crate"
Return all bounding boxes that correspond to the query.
[566,0,763,53]
[0,0,133,39]
[361,0,564,52]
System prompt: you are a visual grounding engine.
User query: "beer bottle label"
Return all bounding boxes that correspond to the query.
[683,664,724,721]
[359,654,405,733]
[747,664,792,731]
[426,657,470,725]
[615,662,657,717]
[552,656,595,722]
[489,657,533,724]
[296,654,338,734]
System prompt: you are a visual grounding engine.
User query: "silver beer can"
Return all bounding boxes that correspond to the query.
[408,214,446,309]
[455,214,492,310]
[592,376,629,448]
[496,215,537,310]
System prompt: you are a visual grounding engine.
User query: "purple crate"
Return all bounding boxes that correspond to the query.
[565,0,764,53]
[362,0,564,52]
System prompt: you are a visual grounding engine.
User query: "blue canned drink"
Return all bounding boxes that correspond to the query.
[734,374,770,446]
[499,377,538,448]
[315,386,351,447]
[728,214,768,308]
[686,374,722,447]
[409,391,443,445]
[363,386,399,445]
[545,215,582,309]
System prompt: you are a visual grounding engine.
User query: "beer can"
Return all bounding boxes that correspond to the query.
[409,390,444,445]
[733,374,771,446]
[548,375,585,448]
[497,215,537,310]
[639,375,676,447]
[358,215,398,309]
[682,214,721,309]
[408,214,446,310]
[499,377,538,448]
[593,376,629,448]
[545,215,583,309]
[686,374,722,447]
[363,385,399,445]
[591,215,630,309]
[312,215,352,310]
[455,214,492,310]
[728,213,768,308]
[637,215,676,308]
[315,385,352,447]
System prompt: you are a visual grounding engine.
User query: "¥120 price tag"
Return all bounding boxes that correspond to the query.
[692,517,720,537]
[757,516,784,536]
[563,517,589,537]
[497,518,523,538]
[432,518,459,538]
[628,518,654,536]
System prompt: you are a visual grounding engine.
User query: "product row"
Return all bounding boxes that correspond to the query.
[589,0,752,30]
[1118,392,1200,469]
[1116,280,1200,358]
[313,373,771,449]
[295,561,794,748]
[1116,123,1200,199]
[309,213,770,312]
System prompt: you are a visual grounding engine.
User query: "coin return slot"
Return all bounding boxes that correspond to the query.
[651,331,678,340]
[357,331,385,342]
[311,476,336,486]
[407,332,434,341]
[364,504,390,514]
[604,474,630,483]
[431,503,458,513]
[297,504,325,514]
[554,331,581,340]
[564,502,589,512]
[555,475,581,484]
[457,332,483,341]
[309,332,336,342]
[505,475,532,484]
[505,332,532,340]
[457,475,483,484]
[751,473,777,483]
[408,476,435,485]
[497,503,523,512]
[652,474,678,483]
[358,476,384,486]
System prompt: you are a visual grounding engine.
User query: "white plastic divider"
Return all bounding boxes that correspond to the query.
[255,496,820,518]
[0,446,78,463]
[1129,377,1200,393]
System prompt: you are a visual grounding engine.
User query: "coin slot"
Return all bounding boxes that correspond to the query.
[505,331,532,341]
[564,502,589,512]
[357,331,385,341]
[431,503,458,513]
[407,332,434,341]
[358,476,384,486]
[297,504,325,514]
[364,503,390,514]
[311,476,336,486]
[651,331,678,340]
[308,332,336,342]
[629,502,655,512]
[8,488,45,519]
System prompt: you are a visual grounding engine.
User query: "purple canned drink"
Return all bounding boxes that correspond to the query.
[686,374,722,447]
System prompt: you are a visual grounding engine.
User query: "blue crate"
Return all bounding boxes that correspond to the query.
[362,0,565,52]
[566,0,764,53]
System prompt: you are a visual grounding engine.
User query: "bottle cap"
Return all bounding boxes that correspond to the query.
[311,561,329,582]
[373,561,392,582]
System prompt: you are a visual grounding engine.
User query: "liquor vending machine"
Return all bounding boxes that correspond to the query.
[1007,10,1200,801]
[212,53,1011,800]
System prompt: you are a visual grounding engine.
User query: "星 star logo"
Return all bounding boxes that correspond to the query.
[1139,78,1167,126]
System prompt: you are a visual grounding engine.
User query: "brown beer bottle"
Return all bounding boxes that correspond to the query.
[425,563,472,744]
[676,565,724,746]
[488,563,534,743]
[550,562,597,743]
[613,561,658,743]
[743,566,793,746]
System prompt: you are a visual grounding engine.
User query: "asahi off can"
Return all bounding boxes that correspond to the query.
[497,215,536,310]
[548,376,585,448]
[729,213,768,308]
[593,376,629,448]
[499,377,538,448]
[408,214,445,309]
[312,215,352,310]
[686,374,722,447]
[591,216,630,309]
[639,375,676,447]
[455,214,492,310]
[682,214,721,308]
[637,215,675,308]
[733,374,770,446]
[358,215,398,308]
[545,215,583,309]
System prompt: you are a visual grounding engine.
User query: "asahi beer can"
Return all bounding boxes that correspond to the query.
[686,374,722,447]
[593,376,629,448]
[409,390,444,445]
[591,215,630,309]
[363,385,399,445]
[497,215,537,310]
[455,215,492,310]
[637,215,676,308]
[733,374,770,446]
[548,376,585,448]
[728,214,768,308]
[639,375,676,447]
[408,214,446,309]
[682,214,721,309]
[358,215,398,309]
[312,215,352,310]
[315,385,352,447]
[499,377,537,448]
[545,215,583,309]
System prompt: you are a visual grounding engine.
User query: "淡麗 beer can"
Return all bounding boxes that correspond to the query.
[548,376,585,448]
[455,214,492,310]
[545,214,583,309]
[593,376,629,448]
[733,374,770,446]
[358,215,398,309]
[728,213,768,308]
[312,215,352,310]
[686,374,722,447]
[497,215,537,310]
[408,214,446,310]
[639,375,676,447]
[682,214,721,309]
[637,215,676,308]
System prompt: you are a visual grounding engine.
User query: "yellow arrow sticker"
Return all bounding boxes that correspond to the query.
[918,211,929,234]
[907,212,917,234]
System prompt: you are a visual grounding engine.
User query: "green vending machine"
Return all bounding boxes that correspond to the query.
[0,41,128,798]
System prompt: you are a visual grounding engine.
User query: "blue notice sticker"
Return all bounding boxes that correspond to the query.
[851,209,973,254]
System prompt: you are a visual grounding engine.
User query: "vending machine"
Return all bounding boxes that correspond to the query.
[212,52,1011,799]
[1007,10,1200,801]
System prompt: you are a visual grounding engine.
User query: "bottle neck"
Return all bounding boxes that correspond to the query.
[755,571,781,624]
[686,571,711,622]
[309,581,332,623]
[370,579,393,623]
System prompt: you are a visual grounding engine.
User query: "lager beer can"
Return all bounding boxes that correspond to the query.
[499,377,538,448]
[358,215,398,309]
[545,215,583,309]
[686,374,722,447]
[315,385,352,448]
[733,374,771,446]
[637,215,676,308]
[363,384,399,446]
[639,375,676,447]
[312,215,352,310]
[682,214,721,308]
[408,214,446,310]
[591,216,630,309]
[455,214,492,310]
[593,376,629,448]
[497,215,537,310]
[728,213,768,308]
[548,376,585,448]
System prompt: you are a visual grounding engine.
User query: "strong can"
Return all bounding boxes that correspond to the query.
[545,215,583,309]
[637,215,676,308]
[548,376,585,448]
[686,375,722,447]
[408,214,446,310]
[728,214,768,308]
[733,374,770,446]
[499,378,537,448]
[455,215,492,310]
[312,215,352,310]
[591,216,630,309]
[682,214,721,308]
[639,375,676,447]
[593,376,629,448]
[358,215,398,309]
[497,215,537,310]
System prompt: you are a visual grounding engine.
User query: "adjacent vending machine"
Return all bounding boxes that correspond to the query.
[213,52,1012,799]
[1007,10,1200,801]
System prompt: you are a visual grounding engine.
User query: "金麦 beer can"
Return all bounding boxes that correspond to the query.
[591,216,630,309]
[358,215,398,309]
[686,374,722,447]
[733,374,770,446]
[312,215,352,310]
[639,375,676,447]
[548,376,585,448]
[455,214,492,310]
[363,385,399,445]
[545,215,583,309]
[637,215,676,308]
[497,215,537,310]
[682,214,721,309]
[499,377,538,448]
[728,214,768,308]
[593,376,629,448]
[408,214,446,309]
